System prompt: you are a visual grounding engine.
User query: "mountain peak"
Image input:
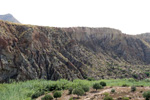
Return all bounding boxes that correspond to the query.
[0,13,20,23]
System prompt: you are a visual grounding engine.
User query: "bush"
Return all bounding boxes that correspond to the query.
[87,77,95,81]
[145,72,150,77]
[111,89,115,93]
[73,87,85,97]
[46,84,57,91]
[53,91,62,99]
[82,85,90,93]
[41,94,53,100]
[122,97,129,100]
[122,84,129,87]
[143,91,150,100]
[104,96,113,100]
[131,86,136,92]
[69,97,73,100]
[68,87,73,94]
[31,91,44,99]
[100,81,107,86]
[128,78,136,82]
[93,83,103,91]
[132,74,138,79]
[103,92,109,97]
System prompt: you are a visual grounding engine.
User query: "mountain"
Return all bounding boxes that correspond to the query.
[0,20,150,82]
[0,14,20,23]
[137,33,150,44]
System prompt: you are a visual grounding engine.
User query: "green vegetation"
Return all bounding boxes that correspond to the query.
[31,90,44,99]
[41,94,53,100]
[104,96,113,100]
[111,89,115,93]
[93,83,103,91]
[87,77,95,81]
[73,87,85,97]
[143,91,150,100]
[122,97,129,100]
[103,93,113,100]
[103,92,109,97]
[131,86,136,92]
[53,91,62,100]
[145,72,150,77]
[100,81,107,86]
[1,78,150,100]
[122,84,129,87]
[82,85,90,93]
[68,87,73,94]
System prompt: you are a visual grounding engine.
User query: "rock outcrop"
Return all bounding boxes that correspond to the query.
[0,20,150,82]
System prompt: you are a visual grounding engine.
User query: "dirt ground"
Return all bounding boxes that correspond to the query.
[36,86,150,100]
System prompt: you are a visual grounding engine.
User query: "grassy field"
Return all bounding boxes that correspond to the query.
[0,78,150,100]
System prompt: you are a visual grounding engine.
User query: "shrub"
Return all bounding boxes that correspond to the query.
[122,84,129,87]
[122,97,129,100]
[100,81,107,87]
[82,85,90,93]
[128,78,136,82]
[145,79,150,82]
[132,74,138,79]
[143,91,150,100]
[131,86,136,92]
[111,89,115,93]
[41,94,53,100]
[87,77,95,81]
[103,92,109,97]
[53,91,62,99]
[73,87,85,97]
[104,96,113,100]
[68,87,73,94]
[145,72,150,77]
[46,84,58,91]
[31,91,44,99]
[69,97,73,100]
[93,83,103,91]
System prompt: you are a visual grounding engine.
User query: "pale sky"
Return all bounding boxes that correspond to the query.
[0,0,150,35]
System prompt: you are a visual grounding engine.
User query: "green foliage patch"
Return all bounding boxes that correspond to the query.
[0,78,150,100]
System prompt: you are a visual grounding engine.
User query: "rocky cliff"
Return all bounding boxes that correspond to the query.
[0,20,150,82]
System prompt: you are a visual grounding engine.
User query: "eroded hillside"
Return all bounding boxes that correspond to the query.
[0,20,150,82]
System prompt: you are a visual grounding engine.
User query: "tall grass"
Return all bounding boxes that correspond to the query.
[0,78,150,100]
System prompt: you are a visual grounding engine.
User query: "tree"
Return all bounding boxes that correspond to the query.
[93,83,102,91]
[53,91,61,100]
[73,87,85,98]
[100,81,107,87]
[143,91,150,100]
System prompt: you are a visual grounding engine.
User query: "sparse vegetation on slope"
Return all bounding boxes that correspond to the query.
[1,20,150,82]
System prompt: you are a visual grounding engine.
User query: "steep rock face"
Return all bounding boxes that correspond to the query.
[0,21,150,82]
[0,14,20,23]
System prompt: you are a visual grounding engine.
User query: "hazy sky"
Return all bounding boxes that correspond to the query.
[0,0,150,35]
